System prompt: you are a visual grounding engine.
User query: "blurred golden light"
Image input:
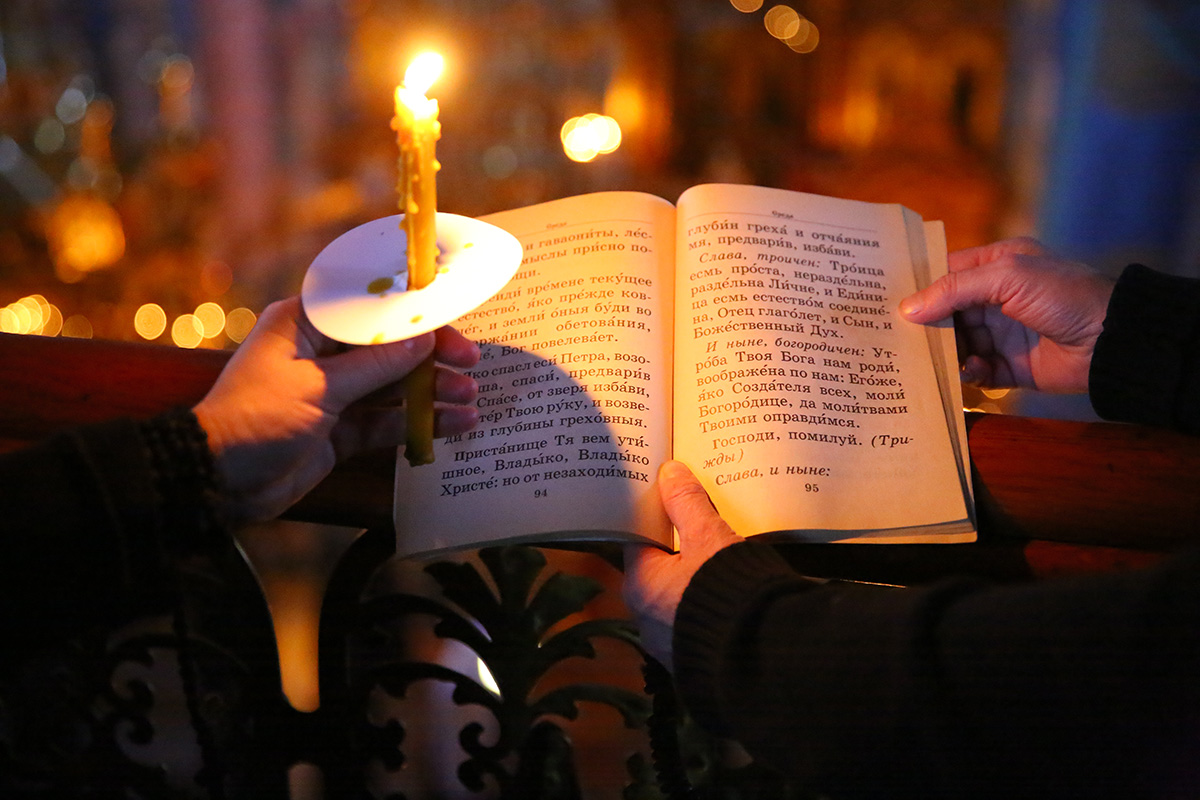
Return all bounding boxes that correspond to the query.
[42,304,63,337]
[592,116,622,154]
[981,387,1011,400]
[764,5,802,39]
[786,19,820,53]
[17,296,46,333]
[225,307,257,343]
[61,314,93,339]
[171,314,204,349]
[194,302,226,339]
[0,306,20,334]
[563,133,598,163]
[404,51,444,95]
[5,301,31,334]
[25,293,50,317]
[844,93,879,148]
[561,113,622,163]
[266,575,322,712]
[731,0,764,11]
[604,81,646,134]
[200,260,234,297]
[134,303,168,340]
[4,296,62,336]
[45,193,126,275]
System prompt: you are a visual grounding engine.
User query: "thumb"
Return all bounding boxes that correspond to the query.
[658,460,739,554]
[319,333,436,408]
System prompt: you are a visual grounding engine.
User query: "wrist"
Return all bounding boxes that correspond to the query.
[138,407,230,553]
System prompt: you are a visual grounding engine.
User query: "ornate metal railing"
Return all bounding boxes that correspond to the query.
[1,332,1197,798]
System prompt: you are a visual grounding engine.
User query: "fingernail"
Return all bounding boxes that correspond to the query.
[659,460,689,480]
[899,297,922,317]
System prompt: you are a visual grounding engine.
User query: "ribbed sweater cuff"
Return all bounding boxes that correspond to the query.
[1090,264,1200,434]
[672,541,816,733]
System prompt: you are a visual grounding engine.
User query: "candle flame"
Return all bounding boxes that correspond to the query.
[404,52,444,96]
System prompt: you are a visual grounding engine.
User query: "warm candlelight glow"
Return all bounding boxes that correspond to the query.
[134,303,167,340]
[225,307,257,343]
[561,113,622,163]
[403,51,444,97]
[393,51,444,466]
[45,193,126,279]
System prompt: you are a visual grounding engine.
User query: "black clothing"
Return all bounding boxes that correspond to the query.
[1091,263,1200,435]
[0,409,230,796]
[673,263,1200,798]
[0,409,222,649]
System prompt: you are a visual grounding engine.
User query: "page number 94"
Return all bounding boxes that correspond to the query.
[534,488,548,498]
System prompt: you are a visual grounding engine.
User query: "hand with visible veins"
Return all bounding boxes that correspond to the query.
[899,237,1115,394]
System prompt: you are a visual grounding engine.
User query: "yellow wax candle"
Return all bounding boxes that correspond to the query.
[392,53,443,466]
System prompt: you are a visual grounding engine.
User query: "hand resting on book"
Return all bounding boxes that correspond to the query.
[623,459,740,669]
[899,237,1115,394]
[193,296,481,524]
[625,237,1120,669]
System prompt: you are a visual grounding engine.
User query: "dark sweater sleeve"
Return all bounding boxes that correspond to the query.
[0,411,224,648]
[1090,263,1200,434]
[674,541,1200,798]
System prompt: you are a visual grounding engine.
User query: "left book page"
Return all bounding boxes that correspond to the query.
[393,192,677,558]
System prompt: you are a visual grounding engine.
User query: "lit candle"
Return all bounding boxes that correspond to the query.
[393,52,443,466]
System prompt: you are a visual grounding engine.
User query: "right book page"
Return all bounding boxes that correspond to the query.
[672,183,975,543]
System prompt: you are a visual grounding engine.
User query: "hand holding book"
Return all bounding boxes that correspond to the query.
[899,237,1116,394]
[625,236,1121,671]
[394,184,977,557]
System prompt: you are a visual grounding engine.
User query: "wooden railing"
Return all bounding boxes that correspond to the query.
[2,330,1198,576]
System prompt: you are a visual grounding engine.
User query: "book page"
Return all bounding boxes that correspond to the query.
[394,192,677,557]
[673,184,974,542]
[920,219,975,523]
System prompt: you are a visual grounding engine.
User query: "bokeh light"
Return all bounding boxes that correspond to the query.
[199,260,234,296]
[33,118,66,154]
[764,5,802,39]
[561,113,622,163]
[160,55,194,93]
[0,295,62,335]
[55,86,89,125]
[730,0,764,11]
[171,313,204,348]
[42,304,64,336]
[752,4,819,52]
[134,303,168,340]
[17,296,45,332]
[786,18,820,53]
[194,301,226,339]
[225,307,257,343]
[61,314,93,339]
[44,193,126,278]
[0,306,20,334]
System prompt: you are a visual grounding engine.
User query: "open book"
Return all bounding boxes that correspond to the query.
[394,184,975,558]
